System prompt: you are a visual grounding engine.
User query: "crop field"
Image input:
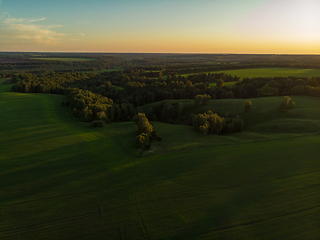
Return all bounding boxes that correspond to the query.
[1,82,320,239]
[180,68,320,84]
[30,57,96,62]
[217,68,320,79]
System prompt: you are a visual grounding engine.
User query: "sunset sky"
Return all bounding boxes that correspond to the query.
[1,0,320,53]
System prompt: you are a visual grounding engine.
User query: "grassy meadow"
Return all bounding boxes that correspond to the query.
[1,81,320,239]
[115,85,124,90]
[201,68,320,80]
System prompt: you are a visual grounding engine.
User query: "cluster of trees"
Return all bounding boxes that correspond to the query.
[133,113,153,135]
[145,100,183,123]
[0,73,8,79]
[11,72,135,123]
[133,113,153,153]
[192,111,244,135]
[0,54,123,73]
[194,94,211,107]
[99,70,236,107]
[12,72,98,94]
[233,76,320,99]
[289,84,320,98]
[65,88,134,122]
[280,96,295,110]
[187,72,240,83]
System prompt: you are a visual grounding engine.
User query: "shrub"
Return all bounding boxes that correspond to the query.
[216,79,224,88]
[280,96,295,110]
[135,133,150,149]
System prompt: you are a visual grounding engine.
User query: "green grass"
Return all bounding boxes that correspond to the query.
[30,57,96,62]
[0,78,12,93]
[220,68,320,79]
[141,96,320,153]
[181,68,320,80]
[115,85,124,90]
[1,83,320,239]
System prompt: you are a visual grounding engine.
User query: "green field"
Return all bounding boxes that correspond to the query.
[0,78,12,93]
[181,68,320,79]
[115,85,124,90]
[198,68,320,80]
[1,82,320,239]
[30,57,96,62]
[220,68,320,79]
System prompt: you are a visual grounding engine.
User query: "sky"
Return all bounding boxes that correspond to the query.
[1,0,320,53]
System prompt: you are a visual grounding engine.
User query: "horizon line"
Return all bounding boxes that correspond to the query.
[1,51,320,55]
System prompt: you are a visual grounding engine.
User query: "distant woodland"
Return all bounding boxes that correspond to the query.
[2,52,320,133]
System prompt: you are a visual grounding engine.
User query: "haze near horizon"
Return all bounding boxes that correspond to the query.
[1,0,320,54]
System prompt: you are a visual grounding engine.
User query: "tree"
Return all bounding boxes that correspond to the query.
[194,95,203,108]
[185,80,192,88]
[244,100,252,112]
[135,133,150,149]
[138,118,153,134]
[216,79,224,88]
[104,81,113,90]
[194,94,211,108]
[199,121,210,135]
[202,94,211,105]
[207,113,224,135]
[192,110,243,135]
[133,113,153,134]
[133,113,147,124]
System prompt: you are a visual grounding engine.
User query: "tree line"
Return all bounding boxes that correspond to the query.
[11,68,319,134]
